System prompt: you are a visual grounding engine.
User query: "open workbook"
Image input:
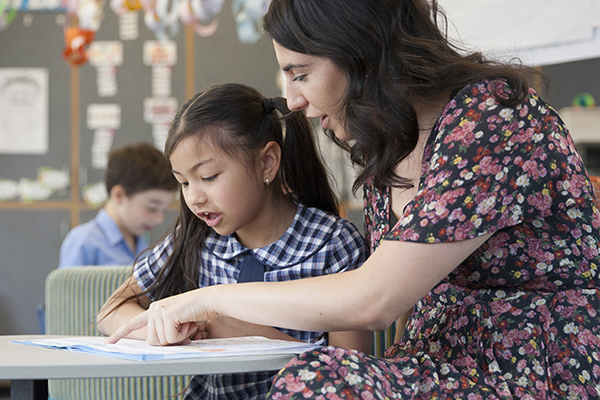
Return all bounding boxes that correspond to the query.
[12,336,321,362]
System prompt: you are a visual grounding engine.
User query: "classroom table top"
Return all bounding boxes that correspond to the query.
[0,334,295,380]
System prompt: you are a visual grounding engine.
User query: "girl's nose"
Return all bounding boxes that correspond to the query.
[188,186,207,206]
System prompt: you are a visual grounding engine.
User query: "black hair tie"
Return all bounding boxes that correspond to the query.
[263,98,275,113]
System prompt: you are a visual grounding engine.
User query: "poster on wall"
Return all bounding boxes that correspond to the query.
[0,68,49,154]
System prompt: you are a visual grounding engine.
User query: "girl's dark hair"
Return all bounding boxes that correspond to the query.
[263,0,546,192]
[146,83,339,299]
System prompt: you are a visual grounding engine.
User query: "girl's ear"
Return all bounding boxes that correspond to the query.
[260,141,281,183]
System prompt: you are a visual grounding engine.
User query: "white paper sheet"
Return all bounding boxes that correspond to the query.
[13,336,320,361]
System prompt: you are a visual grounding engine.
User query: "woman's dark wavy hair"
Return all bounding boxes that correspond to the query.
[263,0,546,193]
[143,83,339,300]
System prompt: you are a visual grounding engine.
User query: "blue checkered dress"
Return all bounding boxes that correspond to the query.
[134,203,368,400]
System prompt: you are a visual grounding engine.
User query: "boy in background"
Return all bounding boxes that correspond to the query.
[59,142,178,268]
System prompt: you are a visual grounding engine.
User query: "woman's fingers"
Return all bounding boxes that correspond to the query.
[105,290,212,346]
[104,311,149,344]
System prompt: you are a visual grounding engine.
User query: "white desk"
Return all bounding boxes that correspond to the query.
[1,335,295,400]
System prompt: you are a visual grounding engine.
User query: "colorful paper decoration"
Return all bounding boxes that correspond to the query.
[61,0,105,66]
[231,0,269,43]
[178,0,222,37]
[0,0,17,31]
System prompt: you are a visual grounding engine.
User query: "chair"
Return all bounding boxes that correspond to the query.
[45,266,191,400]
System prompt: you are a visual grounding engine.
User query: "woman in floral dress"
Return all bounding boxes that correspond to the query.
[108,0,600,398]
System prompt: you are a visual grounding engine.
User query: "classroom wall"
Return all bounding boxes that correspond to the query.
[0,6,281,335]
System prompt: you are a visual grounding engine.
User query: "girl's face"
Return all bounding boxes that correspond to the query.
[273,41,350,141]
[170,135,269,242]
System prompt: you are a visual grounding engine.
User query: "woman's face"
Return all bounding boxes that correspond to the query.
[273,41,350,141]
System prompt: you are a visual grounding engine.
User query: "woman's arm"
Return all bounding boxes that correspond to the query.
[329,331,373,354]
[107,234,491,345]
[97,275,151,339]
[196,316,373,354]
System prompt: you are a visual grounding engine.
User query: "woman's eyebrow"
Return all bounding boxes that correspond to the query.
[282,63,309,72]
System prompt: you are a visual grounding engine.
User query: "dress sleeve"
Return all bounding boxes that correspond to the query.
[386,80,585,244]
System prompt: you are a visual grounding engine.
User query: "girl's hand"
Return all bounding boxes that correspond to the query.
[105,290,211,345]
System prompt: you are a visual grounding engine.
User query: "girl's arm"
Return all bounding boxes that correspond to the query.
[394,310,413,342]
[97,276,151,340]
[107,234,491,345]
[199,316,373,353]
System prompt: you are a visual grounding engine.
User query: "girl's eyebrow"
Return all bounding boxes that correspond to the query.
[172,159,215,176]
[282,63,309,72]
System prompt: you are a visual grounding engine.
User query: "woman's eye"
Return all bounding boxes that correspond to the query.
[293,74,306,82]
[179,182,189,188]
[202,175,218,182]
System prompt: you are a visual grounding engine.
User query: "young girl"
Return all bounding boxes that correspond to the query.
[97,83,371,399]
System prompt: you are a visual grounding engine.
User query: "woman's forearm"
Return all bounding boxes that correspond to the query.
[107,236,490,345]
[201,236,491,333]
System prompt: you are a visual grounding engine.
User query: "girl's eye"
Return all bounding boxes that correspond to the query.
[293,74,306,82]
[179,182,189,188]
[202,175,218,182]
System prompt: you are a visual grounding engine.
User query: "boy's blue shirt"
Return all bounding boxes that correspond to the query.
[58,208,149,268]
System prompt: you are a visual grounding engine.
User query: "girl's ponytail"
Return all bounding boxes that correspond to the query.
[268,98,340,216]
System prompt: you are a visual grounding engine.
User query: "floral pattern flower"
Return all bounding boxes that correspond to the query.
[267,80,600,399]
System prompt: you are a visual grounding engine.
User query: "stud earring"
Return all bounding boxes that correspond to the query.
[265,178,270,185]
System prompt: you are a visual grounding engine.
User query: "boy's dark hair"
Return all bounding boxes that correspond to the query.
[104,142,178,196]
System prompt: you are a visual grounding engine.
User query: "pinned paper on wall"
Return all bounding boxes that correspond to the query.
[152,121,170,151]
[87,103,121,129]
[87,104,121,169]
[144,40,176,99]
[143,97,178,123]
[91,128,115,169]
[152,65,172,97]
[89,41,124,97]
[143,40,177,66]
[143,97,178,150]
[0,68,48,154]
[118,11,139,40]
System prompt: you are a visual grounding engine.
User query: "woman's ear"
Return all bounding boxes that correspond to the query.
[260,141,282,183]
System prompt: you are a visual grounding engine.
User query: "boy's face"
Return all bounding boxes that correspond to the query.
[115,189,174,238]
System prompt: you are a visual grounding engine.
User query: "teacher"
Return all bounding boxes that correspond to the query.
[110,0,600,397]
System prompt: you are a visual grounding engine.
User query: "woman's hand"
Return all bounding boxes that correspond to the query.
[105,289,211,345]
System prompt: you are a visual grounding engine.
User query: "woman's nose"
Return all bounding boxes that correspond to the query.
[286,85,308,112]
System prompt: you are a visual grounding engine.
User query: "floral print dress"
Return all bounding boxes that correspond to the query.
[267,80,600,399]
